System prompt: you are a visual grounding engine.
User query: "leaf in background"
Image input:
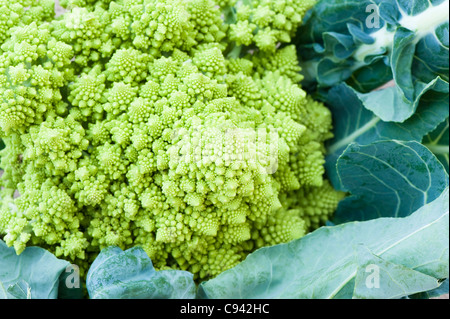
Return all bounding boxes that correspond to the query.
[354,76,448,122]
[197,188,449,299]
[86,246,196,299]
[413,20,450,83]
[315,58,355,87]
[296,0,449,122]
[346,58,393,93]
[333,140,449,223]
[423,118,449,173]
[0,240,70,299]
[325,84,449,190]
[390,27,417,102]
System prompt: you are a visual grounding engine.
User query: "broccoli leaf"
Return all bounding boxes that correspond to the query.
[324,84,449,190]
[353,245,441,299]
[352,77,448,122]
[333,140,449,223]
[86,246,196,299]
[296,0,449,122]
[197,187,449,299]
[0,240,70,299]
[346,59,393,93]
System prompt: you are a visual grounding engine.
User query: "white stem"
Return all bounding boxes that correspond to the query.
[327,117,381,155]
[354,0,449,62]
[400,0,450,39]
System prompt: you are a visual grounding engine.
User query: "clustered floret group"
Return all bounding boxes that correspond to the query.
[0,0,343,280]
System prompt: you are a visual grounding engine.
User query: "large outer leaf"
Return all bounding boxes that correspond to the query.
[197,188,449,299]
[333,140,449,223]
[353,245,441,299]
[324,84,449,190]
[0,240,69,299]
[86,246,196,299]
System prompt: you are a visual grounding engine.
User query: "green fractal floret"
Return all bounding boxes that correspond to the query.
[0,0,55,49]
[222,0,317,52]
[0,22,73,133]
[0,0,344,281]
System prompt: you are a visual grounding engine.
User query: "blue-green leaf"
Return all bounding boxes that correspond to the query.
[158,270,198,299]
[86,246,196,299]
[354,76,448,122]
[296,0,449,122]
[346,59,393,93]
[391,27,417,102]
[0,240,70,299]
[325,84,449,190]
[333,140,449,223]
[353,245,441,299]
[198,188,449,299]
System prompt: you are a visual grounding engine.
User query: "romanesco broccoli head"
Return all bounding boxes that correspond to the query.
[0,0,344,281]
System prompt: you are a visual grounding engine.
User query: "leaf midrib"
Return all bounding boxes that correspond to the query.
[328,116,381,154]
